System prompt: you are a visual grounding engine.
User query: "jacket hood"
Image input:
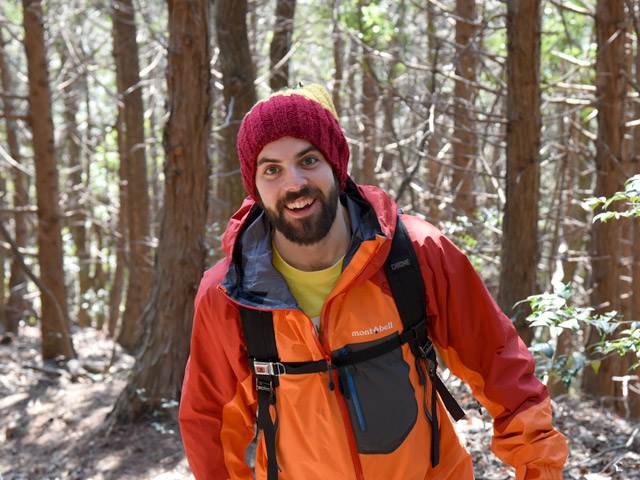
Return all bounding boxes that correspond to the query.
[220,178,399,310]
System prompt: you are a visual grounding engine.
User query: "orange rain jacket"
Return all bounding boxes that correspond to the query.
[179,181,568,480]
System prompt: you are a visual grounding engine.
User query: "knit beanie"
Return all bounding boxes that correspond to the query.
[237,84,350,202]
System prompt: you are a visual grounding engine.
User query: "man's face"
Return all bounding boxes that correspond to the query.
[255,136,340,246]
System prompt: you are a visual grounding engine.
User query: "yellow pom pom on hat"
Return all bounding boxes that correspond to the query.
[273,83,339,120]
[237,84,349,202]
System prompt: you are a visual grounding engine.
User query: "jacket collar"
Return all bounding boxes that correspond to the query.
[221,178,399,309]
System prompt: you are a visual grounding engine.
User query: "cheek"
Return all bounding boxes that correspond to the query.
[255,182,276,208]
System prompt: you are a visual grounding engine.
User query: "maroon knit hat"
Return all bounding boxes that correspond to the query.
[237,84,350,202]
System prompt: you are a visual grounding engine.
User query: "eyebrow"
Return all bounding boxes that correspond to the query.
[257,145,320,166]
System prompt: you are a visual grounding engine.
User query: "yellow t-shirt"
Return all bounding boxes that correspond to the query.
[272,242,343,333]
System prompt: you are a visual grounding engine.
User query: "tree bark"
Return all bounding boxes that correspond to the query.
[360,56,378,186]
[548,112,591,397]
[215,0,257,222]
[584,0,627,401]
[629,1,640,418]
[0,175,5,328]
[451,0,478,216]
[426,4,444,221]
[381,89,396,172]
[108,107,129,338]
[331,0,344,118]
[497,0,542,346]
[22,0,74,359]
[108,0,212,423]
[0,29,30,334]
[59,47,92,328]
[269,0,296,91]
[111,0,153,351]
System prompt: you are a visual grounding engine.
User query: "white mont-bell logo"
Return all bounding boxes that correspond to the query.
[351,321,394,337]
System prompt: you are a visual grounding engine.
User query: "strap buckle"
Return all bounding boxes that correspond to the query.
[418,339,437,378]
[404,318,427,342]
[418,339,434,358]
[253,361,287,376]
[256,377,274,392]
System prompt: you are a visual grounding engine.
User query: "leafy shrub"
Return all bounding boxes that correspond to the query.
[518,283,639,388]
[585,174,640,222]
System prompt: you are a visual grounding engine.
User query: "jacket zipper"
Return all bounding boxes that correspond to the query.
[340,348,366,432]
[322,294,365,480]
[319,240,390,480]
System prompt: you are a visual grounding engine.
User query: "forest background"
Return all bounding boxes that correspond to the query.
[1,0,640,478]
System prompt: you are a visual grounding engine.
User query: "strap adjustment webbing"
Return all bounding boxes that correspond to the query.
[239,308,281,479]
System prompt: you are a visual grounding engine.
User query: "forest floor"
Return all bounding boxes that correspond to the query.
[1,325,639,480]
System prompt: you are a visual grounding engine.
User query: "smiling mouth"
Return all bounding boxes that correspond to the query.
[286,197,315,211]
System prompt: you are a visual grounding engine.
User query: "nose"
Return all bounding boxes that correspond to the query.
[282,165,308,192]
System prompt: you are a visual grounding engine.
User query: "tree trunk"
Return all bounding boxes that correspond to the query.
[59,47,92,328]
[346,41,360,174]
[108,0,212,423]
[497,0,542,346]
[548,111,590,397]
[451,0,478,216]
[22,0,74,359]
[269,0,296,91]
[331,0,344,118]
[111,0,153,351]
[632,5,640,324]
[381,90,396,173]
[215,0,257,222]
[0,29,30,334]
[107,107,129,338]
[628,3,640,418]
[426,5,443,221]
[584,0,627,402]
[0,177,5,328]
[360,56,378,186]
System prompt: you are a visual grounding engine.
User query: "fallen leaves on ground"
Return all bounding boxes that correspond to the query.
[1,326,638,479]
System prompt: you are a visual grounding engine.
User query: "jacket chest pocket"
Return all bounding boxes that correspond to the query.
[336,334,418,454]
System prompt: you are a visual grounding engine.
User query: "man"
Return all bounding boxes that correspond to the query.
[179,84,567,479]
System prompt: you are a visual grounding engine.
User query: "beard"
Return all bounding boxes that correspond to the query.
[262,179,340,246]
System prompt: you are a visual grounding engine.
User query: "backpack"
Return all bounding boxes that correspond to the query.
[239,216,465,479]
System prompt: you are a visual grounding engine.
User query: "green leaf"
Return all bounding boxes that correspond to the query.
[559,318,580,331]
[584,196,606,209]
[593,211,617,223]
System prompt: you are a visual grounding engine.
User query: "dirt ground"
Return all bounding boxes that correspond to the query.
[1,325,639,480]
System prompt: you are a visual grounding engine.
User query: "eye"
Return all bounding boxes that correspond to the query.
[301,156,319,167]
[263,165,279,176]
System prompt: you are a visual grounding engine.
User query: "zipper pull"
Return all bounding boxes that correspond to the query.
[337,348,349,398]
[327,357,335,391]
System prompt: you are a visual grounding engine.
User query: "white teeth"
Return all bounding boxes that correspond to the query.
[287,198,313,209]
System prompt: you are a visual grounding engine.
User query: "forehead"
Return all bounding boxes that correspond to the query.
[257,136,319,161]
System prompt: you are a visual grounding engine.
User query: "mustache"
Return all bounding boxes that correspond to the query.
[278,186,317,207]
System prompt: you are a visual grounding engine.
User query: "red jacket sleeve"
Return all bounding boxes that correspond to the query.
[405,216,568,479]
[179,265,258,480]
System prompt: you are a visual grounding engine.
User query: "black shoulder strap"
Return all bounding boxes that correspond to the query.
[384,217,465,427]
[384,216,465,467]
[384,216,464,418]
[240,308,279,363]
[384,216,428,355]
[239,308,280,479]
